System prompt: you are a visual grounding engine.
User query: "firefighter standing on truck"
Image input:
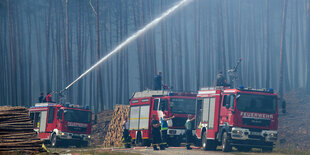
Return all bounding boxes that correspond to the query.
[153,72,163,90]
[122,117,131,148]
[151,115,164,150]
[160,113,175,148]
[185,114,195,150]
[216,71,230,87]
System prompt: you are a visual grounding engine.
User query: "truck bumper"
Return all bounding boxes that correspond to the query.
[58,132,90,142]
[167,129,185,136]
[230,139,274,148]
[230,127,277,148]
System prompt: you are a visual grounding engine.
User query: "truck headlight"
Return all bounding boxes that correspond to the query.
[169,130,176,135]
[232,130,243,135]
[61,132,65,136]
[88,135,91,139]
[270,133,277,138]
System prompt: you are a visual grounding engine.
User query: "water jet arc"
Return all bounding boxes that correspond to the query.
[64,0,193,91]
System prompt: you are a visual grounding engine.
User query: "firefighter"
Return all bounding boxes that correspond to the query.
[216,71,230,87]
[185,114,195,150]
[153,72,162,90]
[38,92,44,103]
[122,117,131,148]
[160,113,175,148]
[45,92,52,102]
[151,114,163,150]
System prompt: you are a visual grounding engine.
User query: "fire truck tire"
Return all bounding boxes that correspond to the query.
[135,132,143,146]
[143,139,151,147]
[51,134,59,148]
[262,147,273,152]
[76,141,88,148]
[202,132,216,151]
[221,132,232,152]
[167,137,181,147]
[236,146,251,152]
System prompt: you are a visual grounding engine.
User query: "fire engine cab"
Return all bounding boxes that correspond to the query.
[129,90,197,146]
[29,103,92,147]
[195,86,278,152]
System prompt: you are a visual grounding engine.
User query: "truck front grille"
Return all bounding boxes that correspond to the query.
[172,117,187,128]
[242,118,270,127]
[68,126,87,132]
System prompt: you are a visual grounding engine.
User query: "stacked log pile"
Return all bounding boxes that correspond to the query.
[103,105,130,147]
[90,110,114,146]
[0,106,44,153]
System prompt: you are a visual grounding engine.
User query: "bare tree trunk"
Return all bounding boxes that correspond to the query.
[65,0,71,102]
[27,15,32,107]
[176,13,183,91]
[7,0,17,106]
[76,0,83,106]
[265,0,271,88]
[160,0,169,87]
[46,1,51,94]
[94,0,104,111]
[195,1,201,90]
[279,0,287,103]
[306,0,310,90]
[183,11,190,91]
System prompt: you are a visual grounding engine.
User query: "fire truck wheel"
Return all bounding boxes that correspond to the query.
[221,132,232,152]
[143,139,151,147]
[82,141,89,147]
[262,147,273,152]
[202,132,216,151]
[236,146,251,152]
[135,132,143,146]
[76,141,88,148]
[51,134,59,148]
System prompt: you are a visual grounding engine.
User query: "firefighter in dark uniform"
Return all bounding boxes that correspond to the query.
[160,114,175,148]
[122,117,131,148]
[151,115,164,150]
[153,72,162,90]
[38,92,44,103]
[185,114,195,150]
[216,71,230,87]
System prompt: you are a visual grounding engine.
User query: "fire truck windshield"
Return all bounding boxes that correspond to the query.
[170,98,196,114]
[236,94,277,114]
[64,109,91,123]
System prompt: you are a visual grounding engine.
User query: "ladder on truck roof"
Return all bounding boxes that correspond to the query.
[200,86,226,91]
[133,90,170,98]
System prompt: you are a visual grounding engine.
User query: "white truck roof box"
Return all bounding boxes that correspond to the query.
[133,90,170,98]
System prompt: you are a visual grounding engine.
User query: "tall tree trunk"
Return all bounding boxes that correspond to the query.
[279,0,287,104]
[265,0,271,88]
[46,1,51,94]
[27,15,32,107]
[7,0,17,106]
[306,0,310,90]
[183,11,190,91]
[195,1,201,90]
[94,0,104,111]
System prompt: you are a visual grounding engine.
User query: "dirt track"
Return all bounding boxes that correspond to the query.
[115,147,234,155]
[51,146,287,155]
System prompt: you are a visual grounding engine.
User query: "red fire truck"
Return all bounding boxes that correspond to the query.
[128,90,197,146]
[194,86,278,152]
[29,103,92,147]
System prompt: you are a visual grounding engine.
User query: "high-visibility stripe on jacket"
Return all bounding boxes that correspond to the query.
[161,118,168,130]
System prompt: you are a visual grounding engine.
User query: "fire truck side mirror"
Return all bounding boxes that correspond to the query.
[225,103,230,109]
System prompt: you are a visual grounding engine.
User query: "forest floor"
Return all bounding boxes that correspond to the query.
[277,88,310,150]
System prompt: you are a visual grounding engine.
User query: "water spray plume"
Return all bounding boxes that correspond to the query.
[64,0,193,91]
